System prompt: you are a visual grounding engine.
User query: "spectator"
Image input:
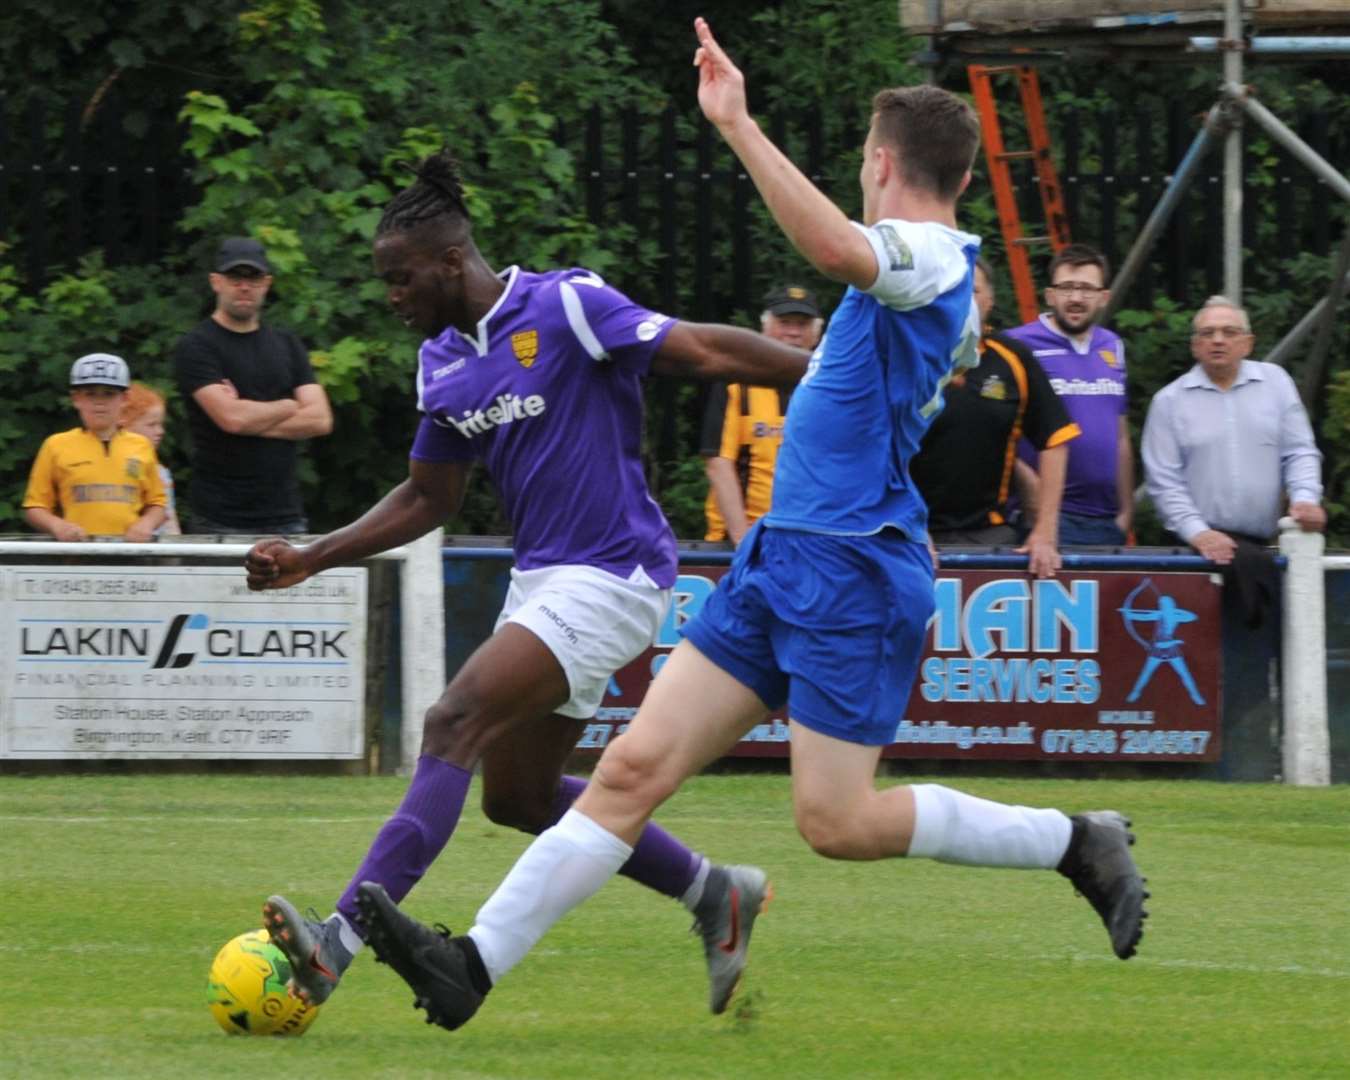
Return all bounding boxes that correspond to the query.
[911,258,1080,577]
[121,382,182,536]
[1006,244,1133,546]
[1142,295,1324,563]
[700,284,822,545]
[173,237,332,535]
[21,353,167,541]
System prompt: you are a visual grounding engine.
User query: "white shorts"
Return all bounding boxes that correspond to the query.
[494,564,673,718]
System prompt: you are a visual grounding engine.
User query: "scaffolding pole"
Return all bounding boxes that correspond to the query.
[1102,103,1228,324]
[1225,83,1350,206]
[1222,0,1243,301]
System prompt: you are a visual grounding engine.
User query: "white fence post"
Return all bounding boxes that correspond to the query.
[1278,519,1330,785]
[399,528,445,774]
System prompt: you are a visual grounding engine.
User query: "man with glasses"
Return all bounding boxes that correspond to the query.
[1007,244,1133,546]
[173,237,333,534]
[1141,295,1324,563]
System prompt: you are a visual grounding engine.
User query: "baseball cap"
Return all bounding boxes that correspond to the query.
[69,353,131,389]
[216,236,271,274]
[763,285,820,318]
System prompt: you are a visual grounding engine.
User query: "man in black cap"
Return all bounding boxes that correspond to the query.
[173,236,332,534]
[700,284,823,545]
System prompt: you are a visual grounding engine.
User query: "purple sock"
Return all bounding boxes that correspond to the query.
[553,775,702,901]
[336,755,471,934]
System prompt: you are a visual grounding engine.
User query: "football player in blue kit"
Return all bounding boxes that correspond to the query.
[244,147,808,1013]
[355,18,1149,1031]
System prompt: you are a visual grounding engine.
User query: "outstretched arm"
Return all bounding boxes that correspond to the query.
[246,458,467,590]
[694,17,877,289]
[650,321,807,386]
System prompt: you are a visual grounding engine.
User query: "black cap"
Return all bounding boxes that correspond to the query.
[216,237,271,274]
[762,285,820,318]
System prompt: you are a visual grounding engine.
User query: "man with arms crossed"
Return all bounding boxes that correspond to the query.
[175,238,333,534]
[356,20,1149,1031]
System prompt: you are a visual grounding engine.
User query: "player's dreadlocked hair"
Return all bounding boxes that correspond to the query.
[376,149,471,237]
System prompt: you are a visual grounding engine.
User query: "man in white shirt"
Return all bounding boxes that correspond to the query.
[1141,295,1324,564]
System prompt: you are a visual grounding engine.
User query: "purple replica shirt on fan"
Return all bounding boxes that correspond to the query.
[410,266,679,586]
[1005,314,1127,519]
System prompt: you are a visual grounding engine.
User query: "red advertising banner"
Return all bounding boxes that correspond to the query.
[583,567,1222,763]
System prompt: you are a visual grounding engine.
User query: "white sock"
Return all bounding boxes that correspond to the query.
[467,808,632,984]
[907,783,1072,869]
[330,912,364,958]
[679,855,712,911]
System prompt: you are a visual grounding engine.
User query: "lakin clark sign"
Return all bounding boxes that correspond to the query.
[0,565,367,759]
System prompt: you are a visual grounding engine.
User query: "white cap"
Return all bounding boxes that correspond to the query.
[69,353,130,389]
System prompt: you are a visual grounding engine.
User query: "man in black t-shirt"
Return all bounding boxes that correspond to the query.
[174,237,333,534]
[911,259,1079,578]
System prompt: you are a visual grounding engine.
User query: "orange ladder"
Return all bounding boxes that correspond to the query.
[967,65,1072,324]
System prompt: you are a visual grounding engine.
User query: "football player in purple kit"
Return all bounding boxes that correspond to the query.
[243,150,806,1012]
[351,19,1149,1034]
[1006,245,1133,546]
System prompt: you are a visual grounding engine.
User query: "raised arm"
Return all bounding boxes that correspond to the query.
[693,18,877,290]
[245,458,468,590]
[649,321,807,387]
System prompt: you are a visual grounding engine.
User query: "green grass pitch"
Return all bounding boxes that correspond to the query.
[1,772,1347,1079]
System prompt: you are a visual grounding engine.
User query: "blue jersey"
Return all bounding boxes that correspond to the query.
[765,219,981,538]
[410,266,679,586]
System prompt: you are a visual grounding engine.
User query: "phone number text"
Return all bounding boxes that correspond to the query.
[1039,728,1212,756]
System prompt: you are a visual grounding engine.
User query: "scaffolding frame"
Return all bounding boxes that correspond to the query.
[919,0,1350,375]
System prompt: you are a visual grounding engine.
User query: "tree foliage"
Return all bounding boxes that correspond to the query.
[2,0,1348,544]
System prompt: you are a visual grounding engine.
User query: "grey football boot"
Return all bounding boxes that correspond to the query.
[691,864,773,1014]
[262,894,354,1005]
[1058,811,1150,959]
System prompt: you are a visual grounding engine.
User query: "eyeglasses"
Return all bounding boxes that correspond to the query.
[1049,282,1105,296]
[1192,325,1249,340]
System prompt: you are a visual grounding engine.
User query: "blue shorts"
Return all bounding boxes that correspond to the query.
[682,521,934,746]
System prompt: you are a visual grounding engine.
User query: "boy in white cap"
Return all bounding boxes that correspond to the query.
[22,353,167,541]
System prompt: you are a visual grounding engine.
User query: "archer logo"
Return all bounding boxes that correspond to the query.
[151,613,209,669]
[1118,579,1205,706]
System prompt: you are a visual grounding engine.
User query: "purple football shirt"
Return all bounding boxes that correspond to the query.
[1005,314,1127,518]
[410,266,679,586]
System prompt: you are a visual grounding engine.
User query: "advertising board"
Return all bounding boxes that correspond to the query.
[583,567,1222,762]
[0,565,367,759]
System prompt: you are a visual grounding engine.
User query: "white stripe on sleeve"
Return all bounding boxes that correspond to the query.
[560,281,610,362]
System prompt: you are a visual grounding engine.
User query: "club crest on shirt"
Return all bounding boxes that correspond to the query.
[1099,348,1119,368]
[979,375,1007,401]
[874,224,914,272]
[512,330,539,368]
[124,458,141,479]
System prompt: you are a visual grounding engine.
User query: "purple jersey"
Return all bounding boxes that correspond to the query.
[1005,314,1127,518]
[410,266,679,586]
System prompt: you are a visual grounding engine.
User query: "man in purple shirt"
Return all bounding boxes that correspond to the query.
[1006,244,1133,546]
[242,150,806,1011]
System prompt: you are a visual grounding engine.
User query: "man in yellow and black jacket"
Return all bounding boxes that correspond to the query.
[700,285,822,545]
[911,260,1079,578]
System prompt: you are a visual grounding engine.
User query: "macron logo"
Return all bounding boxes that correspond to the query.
[449,393,547,437]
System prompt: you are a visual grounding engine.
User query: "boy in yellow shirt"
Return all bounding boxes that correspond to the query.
[22,354,167,541]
